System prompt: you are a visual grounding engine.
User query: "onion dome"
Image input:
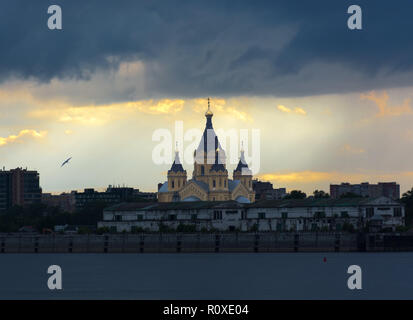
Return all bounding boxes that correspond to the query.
[205,97,213,117]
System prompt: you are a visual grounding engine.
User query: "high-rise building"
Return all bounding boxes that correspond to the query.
[74,188,123,209]
[330,182,400,200]
[42,192,76,213]
[252,179,286,200]
[0,170,11,211]
[73,186,157,209]
[0,167,42,211]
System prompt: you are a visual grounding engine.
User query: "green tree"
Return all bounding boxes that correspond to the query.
[73,201,109,225]
[158,222,175,233]
[342,222,355,233]
[0,200,108,233]
[176,224,197,233]
[401,188,413,227]
[285,190,307,199]
[314,212,326,218]
[313,190,330,199]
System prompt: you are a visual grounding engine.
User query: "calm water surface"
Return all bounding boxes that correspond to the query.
[0,252,412,299]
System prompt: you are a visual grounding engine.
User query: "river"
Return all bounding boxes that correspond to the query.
[0,252,412,299]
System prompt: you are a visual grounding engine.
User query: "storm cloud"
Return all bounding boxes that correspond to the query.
[1,0,413,97]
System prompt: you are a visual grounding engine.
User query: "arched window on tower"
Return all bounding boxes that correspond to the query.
[201,165,205,175]
[172,180,175,189]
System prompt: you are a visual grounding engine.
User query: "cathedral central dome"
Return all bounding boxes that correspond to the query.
[205,97,213,117]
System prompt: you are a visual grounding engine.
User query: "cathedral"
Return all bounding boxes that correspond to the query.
[158,99,255,203]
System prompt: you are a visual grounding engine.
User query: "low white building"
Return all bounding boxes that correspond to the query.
[98,196,405,233]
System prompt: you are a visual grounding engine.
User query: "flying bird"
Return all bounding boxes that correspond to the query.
[61,157,72,167]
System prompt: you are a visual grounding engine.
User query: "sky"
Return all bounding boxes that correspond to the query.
[1,0,413,195]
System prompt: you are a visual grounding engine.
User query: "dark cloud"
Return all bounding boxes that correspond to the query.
[1,0,413,97]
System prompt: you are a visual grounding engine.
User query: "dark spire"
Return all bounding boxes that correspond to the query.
[234,144,251,174]
[168,149,185,173]
[211,137,226,172]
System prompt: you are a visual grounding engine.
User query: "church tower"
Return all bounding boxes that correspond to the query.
[192,98,230,200]
[233,147,253,191]
[167,149,187,192]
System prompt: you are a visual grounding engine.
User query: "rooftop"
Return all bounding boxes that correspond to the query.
[104,197,402,212]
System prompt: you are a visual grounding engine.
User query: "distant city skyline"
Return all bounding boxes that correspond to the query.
[2,90,413,195]
[1,2,413,195]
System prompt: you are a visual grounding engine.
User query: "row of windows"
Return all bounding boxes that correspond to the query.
[213,210,223,220]
[77,194,119,198]
[112,215,360,223]
[76,195,119,200]
[212,179,227,188]
[115,214,145,221]
[24,194,41,199]
[313,211,350,218]
[171,179,186,189]
[256,208,403,219]
[199,166,229,188]
[111,207,403,222]
[255,212,289,219]
[394,208,402,217]
[366,207,402,217]
[115,214,199,222]
[173,176,251,190]
[248,209,403,219]
[112,211,403,222]
[257,212,288,219]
